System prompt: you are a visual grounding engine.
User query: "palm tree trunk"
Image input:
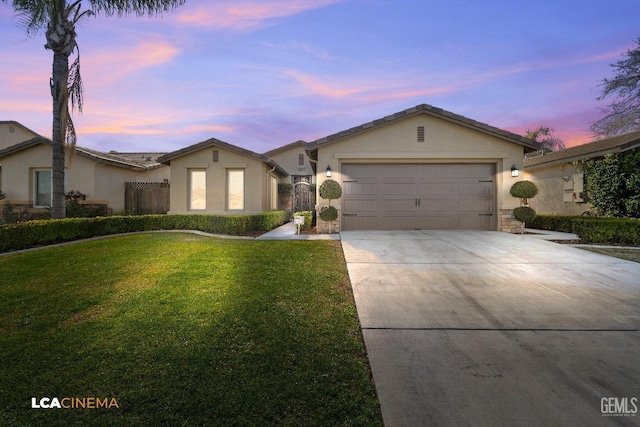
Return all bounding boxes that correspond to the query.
[51,50,68,219]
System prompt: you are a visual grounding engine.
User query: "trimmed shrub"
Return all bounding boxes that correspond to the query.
[0,211,289,253]
[292,210,313,230]
[526,214,579,232]
[319,179,342,201]
[278,183,293,194]
[513,206,536,223]
[318,206,338,222]
[510,180,539,199]
[572,218,640,245]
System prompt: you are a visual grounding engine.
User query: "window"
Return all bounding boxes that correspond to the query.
[189,169,206,210]
[34,169,52,207]
[270,176,278,210]
[227,169,244,210]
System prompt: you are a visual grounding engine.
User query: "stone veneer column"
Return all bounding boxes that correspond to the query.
[498,209,525,233]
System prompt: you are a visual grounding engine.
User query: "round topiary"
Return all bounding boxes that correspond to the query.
[318,205,338,222]
[319,179,342,201]
[513,206,536,224]
[510,180,539,200]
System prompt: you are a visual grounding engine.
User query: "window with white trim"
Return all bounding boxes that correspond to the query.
[227,169,244,210]
[188,169,206,210]
[34,169,52,208]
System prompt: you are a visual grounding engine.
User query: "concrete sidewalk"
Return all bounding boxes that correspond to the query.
[256,221,340,240]
[342,230,640,427]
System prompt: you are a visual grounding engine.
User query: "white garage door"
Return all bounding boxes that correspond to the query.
[341,164,495,230]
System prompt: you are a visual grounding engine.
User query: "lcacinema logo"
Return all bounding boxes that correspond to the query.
[31,397,119,409]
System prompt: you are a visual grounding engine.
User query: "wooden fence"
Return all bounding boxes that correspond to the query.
[124,182,170,215]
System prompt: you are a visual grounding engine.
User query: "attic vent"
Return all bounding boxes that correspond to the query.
[417,126,425,142]
[298,153,304,165]
[9,126,15,133]
[212,149,219,162]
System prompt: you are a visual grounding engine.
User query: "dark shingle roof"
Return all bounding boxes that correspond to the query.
[0,137,165,171]
[157,137,289,177]
[306,104,539,150]
[524,130,640,169]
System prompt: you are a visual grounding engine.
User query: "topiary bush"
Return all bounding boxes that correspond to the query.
[513,206,536,223]
[319,179,342,201]
[510,180,539,206]
[318,206,338,222]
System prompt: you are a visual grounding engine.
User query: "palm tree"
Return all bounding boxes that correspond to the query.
[3,0,185,218]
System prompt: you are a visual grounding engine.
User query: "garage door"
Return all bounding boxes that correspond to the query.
[342,164,495,230]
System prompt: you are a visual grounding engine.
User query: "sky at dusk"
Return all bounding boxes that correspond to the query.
[1,0,639,154]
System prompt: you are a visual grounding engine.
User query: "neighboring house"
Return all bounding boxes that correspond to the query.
[158,137,288,215]
[306,104,540,232]
[0,121,41,191]
[0,121,40,150]
[263,141,315,212]
[524,130,640,216]
[0,136,169,218]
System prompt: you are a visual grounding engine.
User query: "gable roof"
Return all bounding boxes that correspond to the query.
[157,137,289,177]
[524,130,640,169]
[0,137,164,171]
[306,104,540,152]
[262,140,308,157]
[0,120,41,138]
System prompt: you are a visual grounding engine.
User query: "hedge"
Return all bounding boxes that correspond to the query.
[572,218,640,245]
[526,214,580,233]
[0,211,289,253]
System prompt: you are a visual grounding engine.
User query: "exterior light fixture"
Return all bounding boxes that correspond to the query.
[511,165,519,177]
[326,165,332,177]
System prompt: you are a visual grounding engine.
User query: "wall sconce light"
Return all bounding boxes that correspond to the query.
[326,165,332,177]
[511,165,519,177]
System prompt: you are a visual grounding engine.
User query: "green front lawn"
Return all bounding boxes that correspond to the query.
[0,234,382,426]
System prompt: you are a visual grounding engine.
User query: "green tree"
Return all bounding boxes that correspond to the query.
[591,38,640,137]
[3,0,185,218]
[525,126,565,151]
[582,149,640,218]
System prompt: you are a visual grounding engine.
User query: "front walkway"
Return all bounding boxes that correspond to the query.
[256,221,340,240]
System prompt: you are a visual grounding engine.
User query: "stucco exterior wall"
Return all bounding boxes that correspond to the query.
[524,164,592,216]
[314,114,526,218]
[1,144,52,203]
[268,145,314,182]
[167,145,274,215]
[94,164,169,213]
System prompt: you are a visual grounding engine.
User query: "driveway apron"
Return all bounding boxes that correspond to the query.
[341,230,640,427]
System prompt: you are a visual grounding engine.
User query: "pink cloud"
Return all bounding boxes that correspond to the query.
[176,0,342,30]
[83,40,179,85]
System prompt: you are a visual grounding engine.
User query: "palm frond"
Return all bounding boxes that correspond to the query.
[89,0,186,17]
[10,0,51,36]
[68,50,84,114]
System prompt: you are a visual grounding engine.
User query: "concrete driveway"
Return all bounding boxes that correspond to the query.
[341,231,640,427]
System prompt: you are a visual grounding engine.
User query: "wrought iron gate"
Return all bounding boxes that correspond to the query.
[293,175,314,212]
